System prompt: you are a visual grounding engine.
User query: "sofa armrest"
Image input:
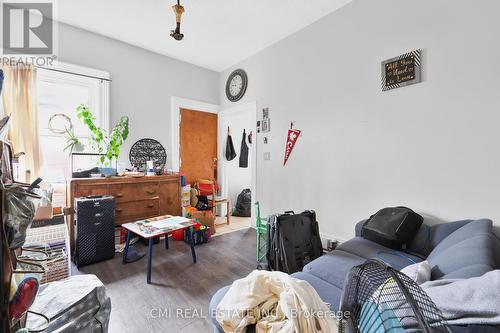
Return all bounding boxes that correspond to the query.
[355,220,367,237]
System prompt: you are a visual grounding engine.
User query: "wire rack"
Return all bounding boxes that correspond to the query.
[339,259,451,333]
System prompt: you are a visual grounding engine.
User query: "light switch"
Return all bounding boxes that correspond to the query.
[263,152,271,160]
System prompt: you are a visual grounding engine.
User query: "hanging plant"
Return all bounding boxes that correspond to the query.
[75,104,129,166]
[63,127,83,154]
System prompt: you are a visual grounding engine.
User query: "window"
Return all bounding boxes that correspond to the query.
[36,63,110,205]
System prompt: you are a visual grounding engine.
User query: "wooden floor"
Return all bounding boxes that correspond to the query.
[78,228,256,333]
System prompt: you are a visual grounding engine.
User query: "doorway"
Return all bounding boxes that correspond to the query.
[179,108,218,185]
[217,102,257,233]
[171,97,257,235]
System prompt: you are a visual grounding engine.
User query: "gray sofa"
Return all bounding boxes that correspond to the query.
[210,218,500,332]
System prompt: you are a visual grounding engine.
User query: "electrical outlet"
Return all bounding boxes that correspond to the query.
[263,152,271,160]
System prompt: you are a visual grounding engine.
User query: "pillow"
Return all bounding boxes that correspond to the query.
[426,220,495,280]
[401,261,431,285]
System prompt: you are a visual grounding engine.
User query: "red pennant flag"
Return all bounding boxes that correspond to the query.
[283,128,301,166]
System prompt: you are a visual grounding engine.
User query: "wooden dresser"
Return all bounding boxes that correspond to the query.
[67,175,181,250]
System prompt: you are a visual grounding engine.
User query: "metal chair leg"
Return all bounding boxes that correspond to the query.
[256,228,261,261]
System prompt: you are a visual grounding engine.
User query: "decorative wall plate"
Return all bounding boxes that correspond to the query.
[129,138,167,171]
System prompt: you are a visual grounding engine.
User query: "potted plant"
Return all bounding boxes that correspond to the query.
[64,104,129,175]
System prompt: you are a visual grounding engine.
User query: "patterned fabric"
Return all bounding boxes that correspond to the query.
[26,274,111,333]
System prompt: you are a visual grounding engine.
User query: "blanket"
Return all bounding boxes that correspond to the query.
[421,270,500,325]
[216,270,337,333]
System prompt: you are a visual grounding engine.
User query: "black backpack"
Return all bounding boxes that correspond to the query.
[361,206,423,249]
[266,210,323,274]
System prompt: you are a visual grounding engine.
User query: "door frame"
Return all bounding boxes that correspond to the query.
[170,97,219,172]
[218,101,257,223]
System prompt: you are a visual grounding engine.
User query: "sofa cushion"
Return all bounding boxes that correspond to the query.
[427,219,495,280]
[336,237,422,270]
[291,272,343,312]
[303,250,366,289]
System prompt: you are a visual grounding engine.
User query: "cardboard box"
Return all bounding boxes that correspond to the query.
[191,210,216,235]
[34,205,68,221]
[34,203,54,221]
[181,185,192,207]
[182,185,191,197]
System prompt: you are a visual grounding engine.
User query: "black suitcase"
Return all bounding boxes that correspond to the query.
[266,210,323,274]
[74,195,115,267]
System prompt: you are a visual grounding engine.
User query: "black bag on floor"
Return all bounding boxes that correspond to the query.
[266,210,323,274]
[232,189,251,217]
[361,206,423,249]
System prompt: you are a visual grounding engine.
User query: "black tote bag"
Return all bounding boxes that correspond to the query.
[225,127,237,161]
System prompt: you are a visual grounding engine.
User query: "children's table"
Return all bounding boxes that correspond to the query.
[121,215,197,284]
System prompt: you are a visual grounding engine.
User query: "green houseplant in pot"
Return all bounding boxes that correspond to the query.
[65,104,129,176]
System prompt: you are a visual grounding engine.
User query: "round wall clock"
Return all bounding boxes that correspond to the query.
[129,138,167,171]
[226,69,248,102]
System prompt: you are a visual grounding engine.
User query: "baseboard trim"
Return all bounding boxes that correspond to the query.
[320,232,348,244]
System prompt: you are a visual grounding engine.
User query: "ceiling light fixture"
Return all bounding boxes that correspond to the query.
[170,0,185,41]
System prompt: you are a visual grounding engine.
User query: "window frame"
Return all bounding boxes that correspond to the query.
[36,62,111,181]
[37,61,110,136]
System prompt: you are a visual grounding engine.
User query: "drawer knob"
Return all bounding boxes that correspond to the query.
[147,190,156,195]
[116,193,124,198]
[147,203,154,208]
[116,208,123,213]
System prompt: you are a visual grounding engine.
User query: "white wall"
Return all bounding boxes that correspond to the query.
[219,104,255,209]
[57,23,219,168]
[219,0,500,240]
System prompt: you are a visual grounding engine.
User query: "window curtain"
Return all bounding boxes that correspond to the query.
[1,65,42,181]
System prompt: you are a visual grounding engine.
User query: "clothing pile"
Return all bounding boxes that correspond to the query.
[216,270,337,333]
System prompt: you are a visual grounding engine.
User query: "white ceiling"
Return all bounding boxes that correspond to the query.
[57,0,352,72]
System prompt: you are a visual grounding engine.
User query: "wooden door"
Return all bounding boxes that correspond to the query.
[180,108,218,185]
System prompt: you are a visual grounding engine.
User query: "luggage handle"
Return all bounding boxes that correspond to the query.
[284,210,295,215]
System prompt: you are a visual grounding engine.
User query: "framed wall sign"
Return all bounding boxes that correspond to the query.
[262,118,270,133]
[381,49,422,91]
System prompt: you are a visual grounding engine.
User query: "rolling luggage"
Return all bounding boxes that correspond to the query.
[266,210,323,274]
[74,195,115,267]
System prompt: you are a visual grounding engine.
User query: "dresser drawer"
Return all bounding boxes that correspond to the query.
[115,199,159,220]
[74,185,108,199]
[109,183,159,203]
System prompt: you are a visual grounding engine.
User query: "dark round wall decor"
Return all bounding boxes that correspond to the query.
[129,138,167,171]
[225,69,248,102]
